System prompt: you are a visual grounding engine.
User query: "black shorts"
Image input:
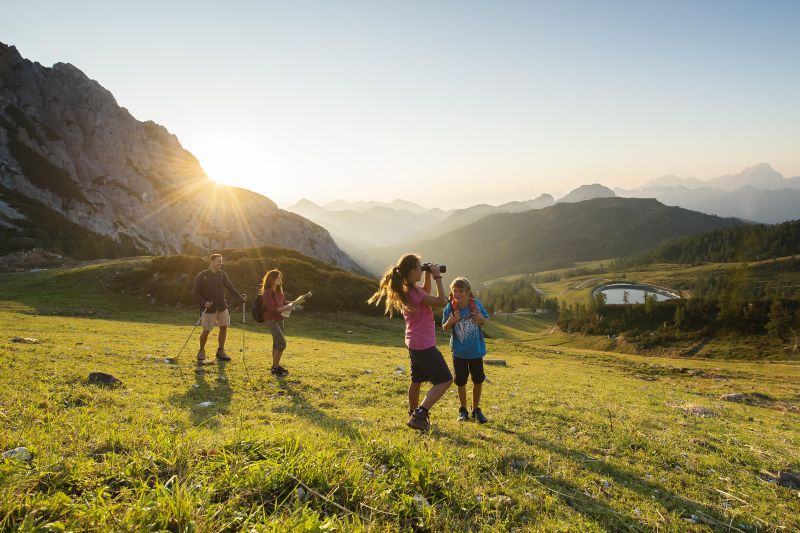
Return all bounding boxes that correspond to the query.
[452,356,486,386]
[408,346,453,385]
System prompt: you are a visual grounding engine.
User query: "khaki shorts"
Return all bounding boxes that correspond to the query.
[201,309,231,330]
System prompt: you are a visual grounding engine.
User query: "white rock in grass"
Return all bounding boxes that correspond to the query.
[10,337,39,344]
[413,494,430,508]
[196,401,214,408]
[600,479,610,488]
[2,447,32,461]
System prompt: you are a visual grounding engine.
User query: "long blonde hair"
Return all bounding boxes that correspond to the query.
[260,269,283,295]
[368,254,420,317]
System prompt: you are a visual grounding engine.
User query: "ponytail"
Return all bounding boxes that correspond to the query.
[368,254,420,316]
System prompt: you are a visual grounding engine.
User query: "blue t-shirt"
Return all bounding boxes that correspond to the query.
[442,298,490,359]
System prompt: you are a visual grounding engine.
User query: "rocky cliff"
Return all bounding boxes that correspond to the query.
[0,42,361,271]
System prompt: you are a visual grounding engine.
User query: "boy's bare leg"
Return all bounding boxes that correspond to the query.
[472,383,483,410]
[457,385,468,409]
[408,382,422,411]
[420,379,453,410]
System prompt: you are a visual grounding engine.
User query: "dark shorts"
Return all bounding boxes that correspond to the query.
[452,356,486,386]
[408,346,453,385]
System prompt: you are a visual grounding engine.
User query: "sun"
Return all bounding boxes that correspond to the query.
[180,127,292,204]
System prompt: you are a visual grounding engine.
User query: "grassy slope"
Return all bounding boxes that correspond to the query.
[0,263,798,531]
[489,259,800,360]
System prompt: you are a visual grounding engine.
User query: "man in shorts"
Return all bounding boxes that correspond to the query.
[192,254,246,364]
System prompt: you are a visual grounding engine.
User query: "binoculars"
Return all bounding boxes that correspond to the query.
[421,262,446,273]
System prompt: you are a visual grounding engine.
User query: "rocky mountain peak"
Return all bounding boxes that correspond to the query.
[0,42,361,271]
[557,183,616,203]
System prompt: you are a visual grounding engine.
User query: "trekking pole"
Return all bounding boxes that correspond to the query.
[177,308,207,359]
[241,299,249,373]
[173,308,206,383]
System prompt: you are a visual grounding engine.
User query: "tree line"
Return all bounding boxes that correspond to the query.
[557,293,800,345]
[613,219,800,269]
[479,279,558,313]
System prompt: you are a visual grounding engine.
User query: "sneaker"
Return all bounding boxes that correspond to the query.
[472,407,488,424]
[457,407,470,422]
[270,366,288,377]
[216,349,232,362]
[407,408,430,432]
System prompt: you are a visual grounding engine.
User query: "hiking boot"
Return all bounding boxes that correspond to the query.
[197,349,210,365]
[457,407,470,422]
[407,407,430,432]
[215,349,232,362]
[472,407,488,424]
[270,366,288,377]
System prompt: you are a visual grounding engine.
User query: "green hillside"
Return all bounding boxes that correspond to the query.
[0,264,798,530]
[504,258,800,359]
[0,246,379,316]
[382,198,746,284]
[616,219,800,268]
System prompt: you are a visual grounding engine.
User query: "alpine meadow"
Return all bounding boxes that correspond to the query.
[2,4,800,532]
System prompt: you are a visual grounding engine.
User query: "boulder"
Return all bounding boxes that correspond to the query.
[87,372,122,387]
[2,446,32,461]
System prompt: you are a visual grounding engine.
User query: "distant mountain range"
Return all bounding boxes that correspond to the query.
[0,42,361,271]
[373,197,747,283]
[615,163,800,224]
[286,194,557,257]
[289,163,800,275]
[642,163,800,192]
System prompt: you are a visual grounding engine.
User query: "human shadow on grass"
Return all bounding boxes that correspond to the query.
[495,455,643,532]
[169,361,233,428]
[493,426,752,532]
[273,378,363,440]
[10,299,417,349]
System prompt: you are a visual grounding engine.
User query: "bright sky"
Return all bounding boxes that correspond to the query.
[3,1,800,208]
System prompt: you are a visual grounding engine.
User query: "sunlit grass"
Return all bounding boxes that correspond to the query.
[1,265,799,530]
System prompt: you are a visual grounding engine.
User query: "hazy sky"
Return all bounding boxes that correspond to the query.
[3,1,800,208]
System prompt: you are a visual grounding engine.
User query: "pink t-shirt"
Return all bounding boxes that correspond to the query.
[402,286,436,350]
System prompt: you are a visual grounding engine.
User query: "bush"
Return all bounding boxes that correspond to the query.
[115,247,381,315]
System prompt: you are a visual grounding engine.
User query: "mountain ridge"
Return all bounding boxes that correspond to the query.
[0,42,362,272]
[367,197,748,282]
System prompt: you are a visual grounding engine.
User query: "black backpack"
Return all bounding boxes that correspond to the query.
[251,293,265,323]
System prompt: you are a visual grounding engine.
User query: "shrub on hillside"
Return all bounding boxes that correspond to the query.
[115,247,381,315]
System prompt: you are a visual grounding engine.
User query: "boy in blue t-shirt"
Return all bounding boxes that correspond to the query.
[442,277,490,423]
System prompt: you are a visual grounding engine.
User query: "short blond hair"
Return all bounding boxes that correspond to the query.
[450,277,472,294]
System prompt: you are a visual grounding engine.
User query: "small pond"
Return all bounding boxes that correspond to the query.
[594,283,680,305]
